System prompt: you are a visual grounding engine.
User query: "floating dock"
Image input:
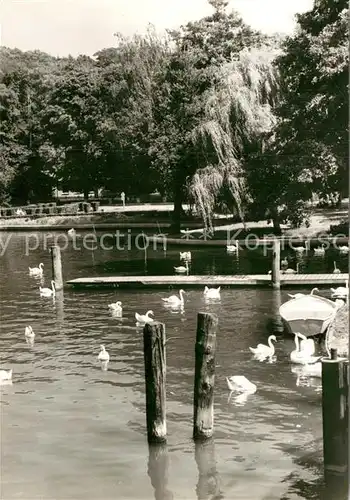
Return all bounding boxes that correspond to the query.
[67,273,349,289]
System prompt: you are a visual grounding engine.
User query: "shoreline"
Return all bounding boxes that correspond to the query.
[0,203,347,242]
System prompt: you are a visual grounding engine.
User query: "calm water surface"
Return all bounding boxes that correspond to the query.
[1,232,347,500]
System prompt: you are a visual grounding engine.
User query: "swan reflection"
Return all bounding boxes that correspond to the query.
[228,391,252,406]
[253,353,277,363]
[291,364,322,389]
[100,360,109,372]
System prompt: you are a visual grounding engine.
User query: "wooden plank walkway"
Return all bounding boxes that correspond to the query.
[67,273,349,288]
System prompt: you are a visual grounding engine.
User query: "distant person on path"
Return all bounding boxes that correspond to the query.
[121,191,125,208]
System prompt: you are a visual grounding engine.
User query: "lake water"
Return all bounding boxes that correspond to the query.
[1,231,348,500]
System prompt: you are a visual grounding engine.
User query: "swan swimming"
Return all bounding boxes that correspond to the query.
[98,345,109,362]
[295,332,315,355]
[24,326,35,340]
[333,261,341,274]
[290,333,321,365]
[331,279,348,299]
[226,376,256,393]
[0,369,12,382]
[249,335,277,356]
[339,245,349,255]
[288,293,305,299]
[108,301,122,315]
[174,261,189,274]
[226,241,238,253]
[67,228,76,237]
[135,310,155,324]
[180,251,191,261]
[39,280,56,297]
[29,263,44,276]
[162,289,185,306]
[281,257,288,267]
[203,286,221,299]
[284,263,300,274]
[314,244,326,256]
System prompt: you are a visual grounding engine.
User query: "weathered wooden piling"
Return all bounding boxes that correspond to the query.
[147,443,173,500]
[271,239,281,289]
[321,348,349,491]
[193,312,218,441]
[143,322,167,444]
[195,439,221,500]
[271,289,284,333]
[50,245,63,291]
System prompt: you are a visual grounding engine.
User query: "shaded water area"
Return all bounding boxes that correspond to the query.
[1,232,348,499]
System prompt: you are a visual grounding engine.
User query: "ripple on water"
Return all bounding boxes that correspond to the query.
[0,236,327,499]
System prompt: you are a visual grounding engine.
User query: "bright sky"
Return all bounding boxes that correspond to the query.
[1,0,314,57]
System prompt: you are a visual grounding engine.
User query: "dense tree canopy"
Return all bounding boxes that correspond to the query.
[0,0,347,230]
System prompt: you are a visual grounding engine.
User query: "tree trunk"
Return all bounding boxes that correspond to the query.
[271,208,281,233]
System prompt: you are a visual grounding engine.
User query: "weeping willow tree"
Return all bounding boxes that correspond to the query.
[188,46,280,232]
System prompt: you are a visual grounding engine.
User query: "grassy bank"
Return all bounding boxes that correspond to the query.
[0,203,347,240]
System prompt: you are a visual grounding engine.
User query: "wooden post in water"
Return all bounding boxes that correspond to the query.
[321,349,349,493]
[143,322,166,444]
[271,239,281,289]
[50,245,63,291]
[271,290,284,333]
[193,312,218,441]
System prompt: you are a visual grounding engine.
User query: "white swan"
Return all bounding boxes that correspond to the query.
[29,263,44,276]
[288,293,305,299]
[162,289,185,306]
[203,286,221,299]
[108,301,122,315]
[98,345,109,362]
[24,326,35,340]
[283,263,300,274]
[180,251,191,261]
[67,228,76,237]
[338,245,349,255]
[310,287,319,295]
[314,244,326,256]
[135,310,155,323]
[281,257,288,267]
[290,334,321,365]
[174,261,189,274]
[295,332,315,355]
[333,261,341,274]
[0,369,12,381]
[39,280,56,297]
[227,241,238,252]
[293,246,306,253]
[226,376,256,393]
[331,279,348,299]
[249,335,277,356]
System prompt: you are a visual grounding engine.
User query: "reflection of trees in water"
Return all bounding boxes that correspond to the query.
[279,470,349,500]
[280,447,348,500]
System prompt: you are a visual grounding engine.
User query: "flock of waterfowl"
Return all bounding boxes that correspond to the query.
[0,251,223,382]
[226,328,325,397]
[1,243,348,401]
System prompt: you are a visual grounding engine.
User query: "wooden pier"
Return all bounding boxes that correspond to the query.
[67,273,349,289]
